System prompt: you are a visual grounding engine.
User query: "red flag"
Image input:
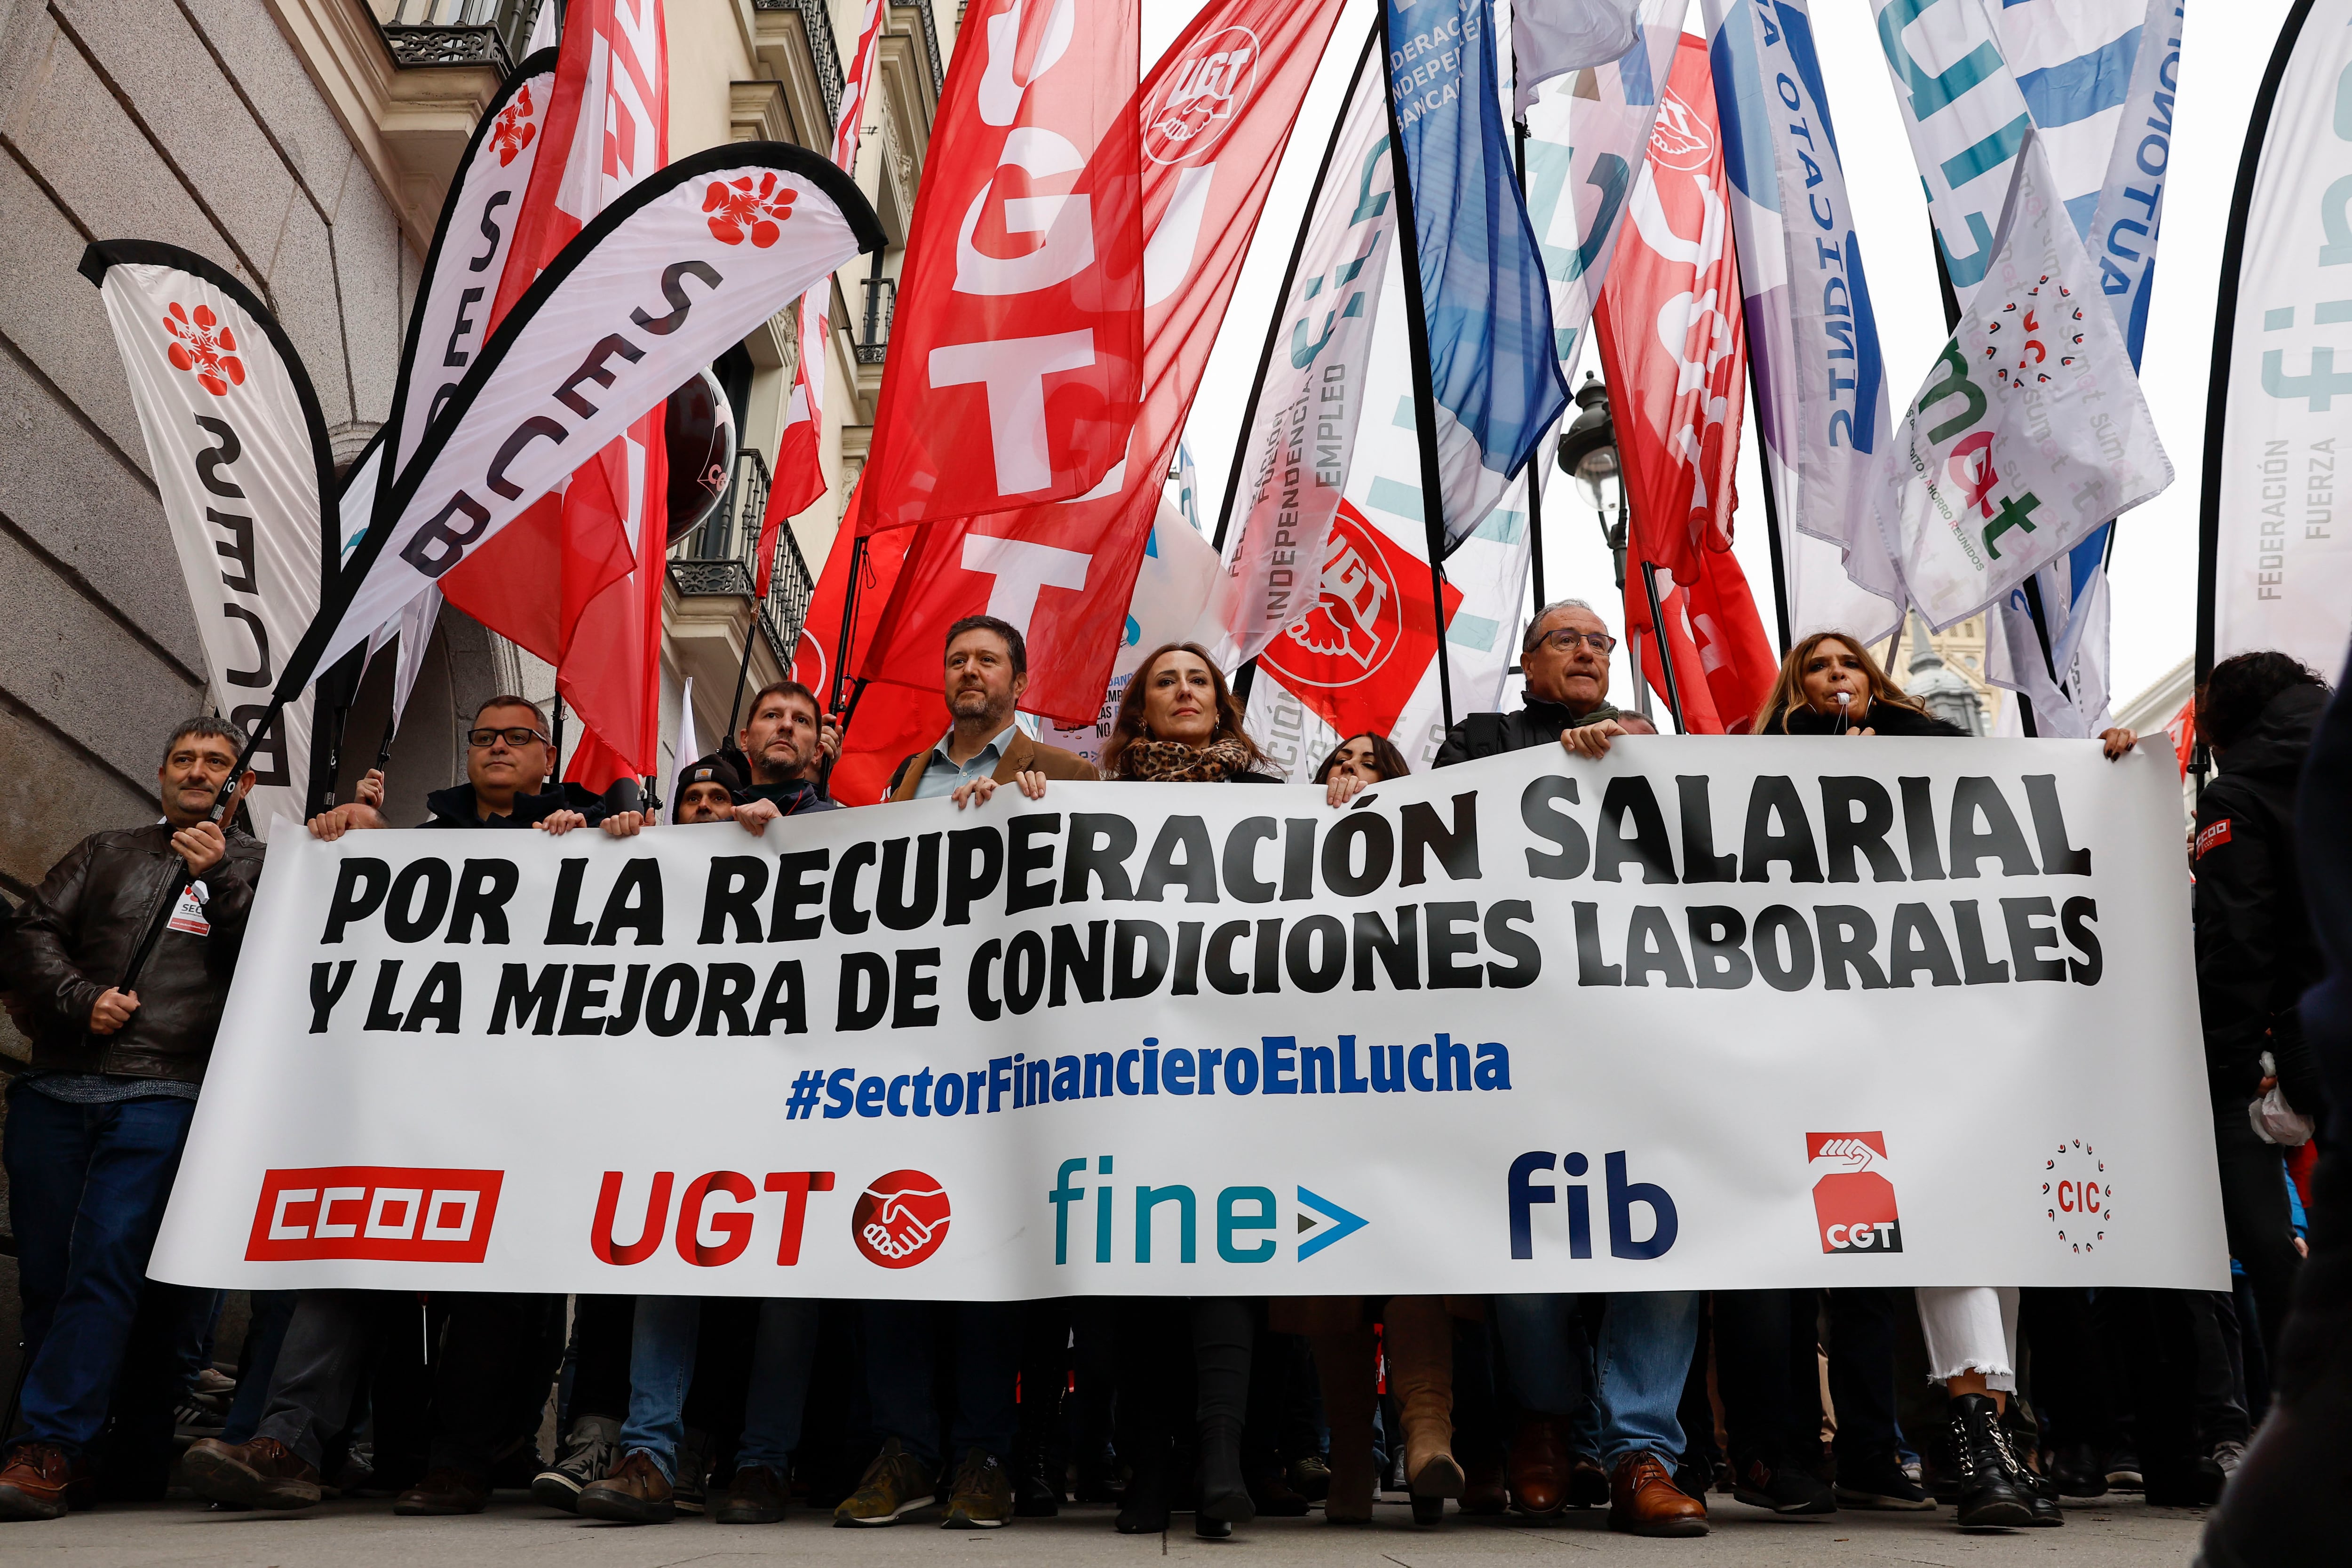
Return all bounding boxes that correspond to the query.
[853,0,1342,723]
[1593,34,1742,584]
[442,0,670,780]
[1254,500,1461,741]
[856,0,1144,532]
[770,0,891,529]
[2166,693,2196,778]
[1626,539,1779,735]
[787,485,931,804]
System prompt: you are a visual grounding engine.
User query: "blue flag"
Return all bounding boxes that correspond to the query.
[1386,0,1567,550]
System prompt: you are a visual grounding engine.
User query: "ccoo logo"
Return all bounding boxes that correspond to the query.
[853,1169,951,1267]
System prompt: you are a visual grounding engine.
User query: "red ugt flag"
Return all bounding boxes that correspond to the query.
[856,0,1144,532]
[854,0,1341,724]
[1594,33,1742,585]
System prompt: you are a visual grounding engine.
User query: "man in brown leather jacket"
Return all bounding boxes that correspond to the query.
[0,717,259,1519]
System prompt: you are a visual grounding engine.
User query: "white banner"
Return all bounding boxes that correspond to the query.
[1209,35,1400,668]
[152,741,2222,1297]
[313,143,882,679]
[2210,7,2352,677]
[83,244,336,834]
[1874,135,2171,632]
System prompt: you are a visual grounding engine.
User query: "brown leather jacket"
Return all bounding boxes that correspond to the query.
[5,822,264,1082]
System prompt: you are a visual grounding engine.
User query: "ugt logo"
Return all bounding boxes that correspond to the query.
[1808,1132,1901,1254]
[1144,25,1259,165]
[853,1169,950,1268]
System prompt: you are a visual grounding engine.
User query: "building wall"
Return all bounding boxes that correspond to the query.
[0,0,423,906]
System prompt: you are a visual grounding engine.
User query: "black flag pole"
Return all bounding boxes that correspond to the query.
[1512,111,1551,616]
[1380,8,1456,734]
[2196,0,2315,791]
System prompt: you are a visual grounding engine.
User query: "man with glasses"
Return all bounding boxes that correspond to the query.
[1435,600,1698,1539]
[188,698,594,1518]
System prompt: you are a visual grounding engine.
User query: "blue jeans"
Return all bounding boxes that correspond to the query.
[621,1297,818,1481]
[1493,1291,1701,1465]
[863,1300,1021,1468]
[3,1088,197,1454]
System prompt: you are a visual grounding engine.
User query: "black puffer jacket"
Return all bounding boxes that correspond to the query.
[4,823,263,1083]
[1757,700,1967,738]
[2194,683,2329,1117]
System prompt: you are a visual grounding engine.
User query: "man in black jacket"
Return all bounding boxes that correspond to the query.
[187,695,591,1517]
[1436,598,1659,767]
[2189,653,2330,1395]
[0,717,259,1519]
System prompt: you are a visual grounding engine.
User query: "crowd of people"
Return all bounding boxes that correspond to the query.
[0,602,2342,1561]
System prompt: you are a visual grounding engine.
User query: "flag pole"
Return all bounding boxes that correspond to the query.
[2196,0,2315,790]
[1379,7,1457,734]
[1211,20,1383,553]
[1742,372,1792,655]
[1513,111,1549,614]
[1640,561,1687,733]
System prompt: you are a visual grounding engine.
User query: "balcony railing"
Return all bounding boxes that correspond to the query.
[858,273,895,364]
[669,448,817,659]
[381,0,540,69]
[751,0,845,129]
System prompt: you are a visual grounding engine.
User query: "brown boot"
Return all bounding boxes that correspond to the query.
[1608,1453,1708,1537]
[184,1436,323,1510]
[1385,1296,1463,1517]
[579,1450,675,1523]
[1508,1414,1567,1517]
[0,1443,75,1520]
[1309,1326,1379,1523]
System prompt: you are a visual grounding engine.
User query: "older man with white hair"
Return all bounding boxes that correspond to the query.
[1436,598,1658,767]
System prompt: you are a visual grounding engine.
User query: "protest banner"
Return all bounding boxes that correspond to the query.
[151,741,2224,1298]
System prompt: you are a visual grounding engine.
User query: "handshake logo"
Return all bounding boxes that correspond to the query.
[1807,1133,1902,1254]
[852,1170,952,1269]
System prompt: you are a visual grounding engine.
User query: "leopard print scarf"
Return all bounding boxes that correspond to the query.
[1115,736,1257,782]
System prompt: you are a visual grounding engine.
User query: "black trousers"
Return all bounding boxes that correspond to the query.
[252,1289,560,1477]
[2212,1100,2303,1398]
[1713,1289,1897,1470]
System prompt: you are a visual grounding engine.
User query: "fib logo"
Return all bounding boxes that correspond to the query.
[1807,1133,1901,1254]
[853,1170,950,1268]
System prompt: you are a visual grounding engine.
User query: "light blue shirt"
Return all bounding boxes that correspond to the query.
[913,723,1020,799]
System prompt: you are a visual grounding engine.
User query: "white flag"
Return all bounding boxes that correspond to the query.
[82,243,335,834]
[1873,134,2170,631]
[1513,0,1645,117]
[667,673,700,815]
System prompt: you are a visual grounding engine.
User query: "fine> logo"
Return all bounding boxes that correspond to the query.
[704,172,798,248]
[853,1169,950,1268]
[163,302,245,396]
[1806,1132,1902,1254]
[2044,1138,2113,1253]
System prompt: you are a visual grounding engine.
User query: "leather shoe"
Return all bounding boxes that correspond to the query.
[714,1463,789,1524]
[394,1465,489,1516]
[1459,1451,1509,1515]
[1507,1414,1566,1517]
[579,1450,675,1524]
[184,1437,321,1510]
[1608,1453,1708,1537]
[0,1443,76,1520]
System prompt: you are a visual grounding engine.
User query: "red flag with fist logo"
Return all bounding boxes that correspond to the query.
[1256,501,1461,742]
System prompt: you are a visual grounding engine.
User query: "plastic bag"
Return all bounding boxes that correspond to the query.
[2250,1050,2316,1147]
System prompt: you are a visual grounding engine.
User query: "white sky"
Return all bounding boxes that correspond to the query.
[1144,0,2292,714]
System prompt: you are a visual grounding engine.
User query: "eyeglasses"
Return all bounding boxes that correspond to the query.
[1535,629,1618,654]
[467,726,550,749]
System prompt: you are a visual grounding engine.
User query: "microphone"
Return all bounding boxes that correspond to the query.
[1836,690,1851,733]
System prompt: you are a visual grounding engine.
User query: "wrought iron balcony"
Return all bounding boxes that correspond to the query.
[669,448,817,659]
[381,0,540,70]
[751,0,845,128]
[857,274,895,365]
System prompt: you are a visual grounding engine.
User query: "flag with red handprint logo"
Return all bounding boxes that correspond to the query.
[1255,500,1461,742]
[83,241,339,833]
[1592,34,1744,587]
[1872,131,2170,631]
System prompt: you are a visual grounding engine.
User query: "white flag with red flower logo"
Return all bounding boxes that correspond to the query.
[1873,133,2170,631]
[82,242,338,833]
[307,146,882,681]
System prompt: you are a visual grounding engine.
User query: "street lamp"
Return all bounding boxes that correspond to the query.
[1555,373,1651,721]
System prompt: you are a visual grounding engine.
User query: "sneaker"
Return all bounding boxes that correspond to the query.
[579,1450,675,1524]
[183,1437,323,1511]
[1948,1394,2034,1530]
[2104,1447,2145,1492]
[393,1465,489,1516]
[714,1463,790,1524]
[2207,1439,2247,1479]
[673,1428,711,1515]
[532,1414,620,1514]
[1733,1455,1836,1515]
[1289,1453,1332,1503]
[1568,1452,1611,1509]
[1012,1441,1060,1517]
[0,1443,77,1521]
[834,1438,936,1526]
[941,1448,1013,1529]
[1834,1453,1935,1511]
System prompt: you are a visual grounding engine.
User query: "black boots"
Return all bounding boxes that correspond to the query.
[1948,1394,2036,1529]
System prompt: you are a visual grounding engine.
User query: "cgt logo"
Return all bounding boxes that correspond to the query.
[1808,1133,1902,1254]
[247,1167,501,1263]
